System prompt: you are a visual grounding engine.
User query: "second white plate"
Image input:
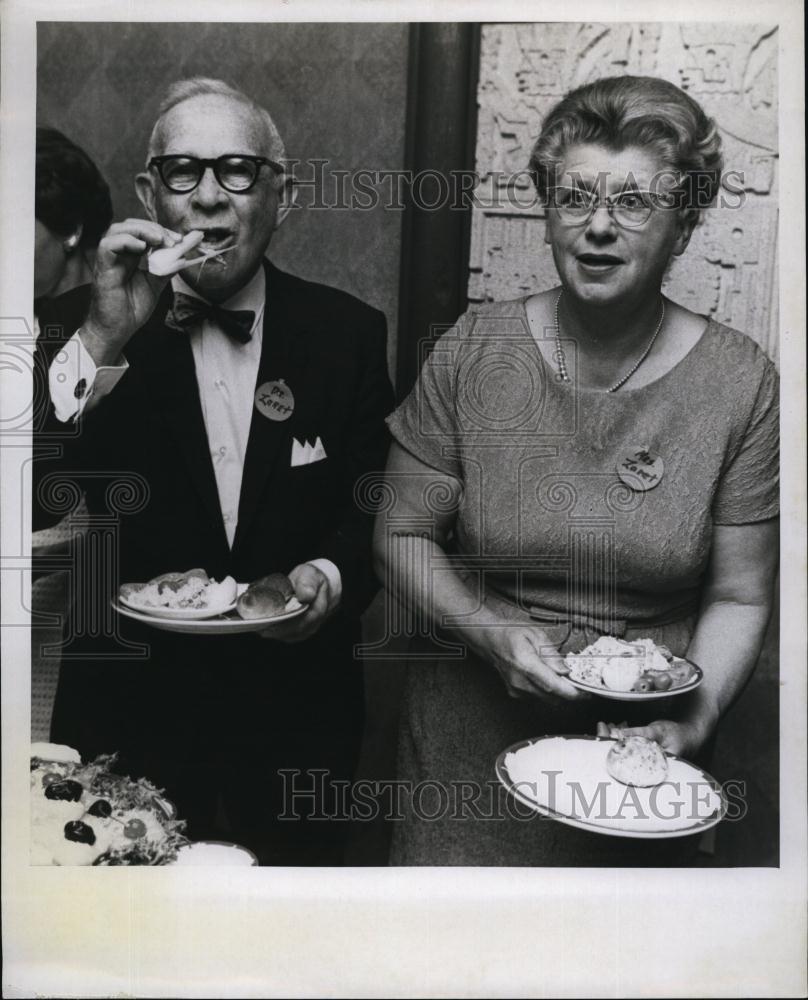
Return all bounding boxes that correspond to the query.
[567,659,703,701]
[496,734,727,839]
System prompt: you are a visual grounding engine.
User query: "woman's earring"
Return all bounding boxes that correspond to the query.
[64,235,79,252]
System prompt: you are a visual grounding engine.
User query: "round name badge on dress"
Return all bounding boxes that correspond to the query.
[254,380,295,422]
[616,446,664,492]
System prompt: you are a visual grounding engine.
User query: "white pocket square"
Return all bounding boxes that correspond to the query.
[291,436,327,467]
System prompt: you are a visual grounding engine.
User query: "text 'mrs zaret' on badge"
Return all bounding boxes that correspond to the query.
[255,379,295,421]
[616,446,664,492]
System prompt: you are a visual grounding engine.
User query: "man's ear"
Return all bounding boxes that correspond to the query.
[273,177,297,231]
[135,171,158,221]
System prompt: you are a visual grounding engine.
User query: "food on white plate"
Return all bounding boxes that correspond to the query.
[501,736,724,835]
[120,569,237,612]
[606,735,669,787]
[30,744,187,865]
[566,636,644,692]
[30,742,81,764]
[666,660,698,687]
[601,657,643,692]
[236,572,302,620]
[630,637,673,671]
[565,636,696,693]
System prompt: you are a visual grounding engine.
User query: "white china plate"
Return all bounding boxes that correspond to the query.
[173,841,259,866]
[495,734,727,839]
[112,600,306,635]
[567,658,703,701]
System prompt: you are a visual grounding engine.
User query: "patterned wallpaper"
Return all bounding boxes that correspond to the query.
[36,21,409,372]
[469,22,779,362]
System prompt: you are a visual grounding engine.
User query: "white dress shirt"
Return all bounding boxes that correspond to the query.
[177,266,265,547]
[47,268,341,597]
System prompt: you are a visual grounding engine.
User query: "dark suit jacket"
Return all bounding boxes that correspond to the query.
[46,261,394,804]
[42,260,393,614]
[33,284,93,533]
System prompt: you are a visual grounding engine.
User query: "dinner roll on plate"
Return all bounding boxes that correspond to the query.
[606,736,669,787]
[236,572,295,619]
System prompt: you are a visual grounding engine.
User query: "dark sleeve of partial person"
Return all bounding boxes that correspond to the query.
[31,287,94,532]
[319,307,395,619]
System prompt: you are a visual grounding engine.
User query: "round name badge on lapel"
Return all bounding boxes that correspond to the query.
[255,380,295,422]
[616,446,664,492]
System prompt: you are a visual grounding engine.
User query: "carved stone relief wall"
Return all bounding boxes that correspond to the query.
[469,22,779,363]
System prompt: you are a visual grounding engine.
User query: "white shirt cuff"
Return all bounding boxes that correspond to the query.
[307,558,343,611]
[48,331,129,423]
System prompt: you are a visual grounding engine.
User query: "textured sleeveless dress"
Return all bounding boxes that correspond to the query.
[385,297,779,866]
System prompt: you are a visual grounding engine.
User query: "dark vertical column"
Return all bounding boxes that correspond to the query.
[396,23,481,399]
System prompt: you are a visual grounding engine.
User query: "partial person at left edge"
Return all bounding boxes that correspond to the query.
[37,78,395,865]
[32,127,113,534]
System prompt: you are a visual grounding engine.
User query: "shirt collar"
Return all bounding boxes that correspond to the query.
[172,263,266,330]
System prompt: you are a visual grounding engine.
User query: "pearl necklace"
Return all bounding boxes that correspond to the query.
[553,292,666,392]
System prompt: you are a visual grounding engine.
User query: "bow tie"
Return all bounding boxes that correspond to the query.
[164,292,255,343]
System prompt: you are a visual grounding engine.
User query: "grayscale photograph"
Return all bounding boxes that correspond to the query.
[1,7,804,999]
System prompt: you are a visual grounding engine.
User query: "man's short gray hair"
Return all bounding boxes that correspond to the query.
[146,77,286,168]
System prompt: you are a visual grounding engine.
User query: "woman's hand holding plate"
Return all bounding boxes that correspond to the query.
[477,625,589,702]
[596,717,713,758]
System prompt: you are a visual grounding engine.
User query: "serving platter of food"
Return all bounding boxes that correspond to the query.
[495,734,727,839]
[30,743,259,865]
[112,569,306,634]
[564,636,702,700]
[30,743,188,865]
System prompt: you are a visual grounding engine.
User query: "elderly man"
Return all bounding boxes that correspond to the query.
[44,78,393,865]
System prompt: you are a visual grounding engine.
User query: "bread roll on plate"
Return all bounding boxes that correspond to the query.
[606,736,669,787]
[236,573,297,619]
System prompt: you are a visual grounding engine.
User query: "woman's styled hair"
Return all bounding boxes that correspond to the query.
[529,75,724,219]
[35,127,113,247]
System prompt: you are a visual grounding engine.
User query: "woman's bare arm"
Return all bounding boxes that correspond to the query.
[601,519,779,756]
[373,442,585,701]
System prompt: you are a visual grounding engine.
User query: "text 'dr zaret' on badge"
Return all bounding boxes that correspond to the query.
[616,446,664,492]
[255,379,295,422]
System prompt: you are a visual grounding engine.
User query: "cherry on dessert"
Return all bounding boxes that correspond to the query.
[123,818,147,840]
[87,799,113,818]
[45,779,84,801]
[41,771,63,787]
[64,820,96,845]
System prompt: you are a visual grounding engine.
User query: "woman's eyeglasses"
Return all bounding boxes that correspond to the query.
[148,155,285,194]
[546,185,679,228]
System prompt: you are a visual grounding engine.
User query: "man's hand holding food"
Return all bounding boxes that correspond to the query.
[79,219,190,367]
